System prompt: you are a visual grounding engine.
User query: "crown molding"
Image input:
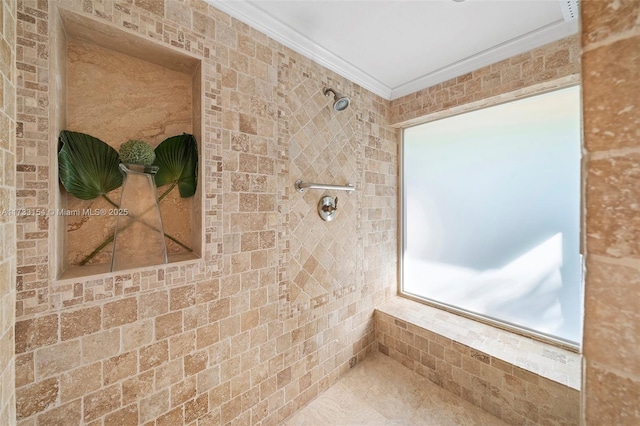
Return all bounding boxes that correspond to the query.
[209,1,578,101]
[390,19,579,100]
[209,0,392,99]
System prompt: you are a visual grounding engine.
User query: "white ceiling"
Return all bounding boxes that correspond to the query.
[209,1,579,100]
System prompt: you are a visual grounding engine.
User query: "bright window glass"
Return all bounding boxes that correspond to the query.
[402,86,582,345]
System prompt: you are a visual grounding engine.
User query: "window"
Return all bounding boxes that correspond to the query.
[401,86,582,346]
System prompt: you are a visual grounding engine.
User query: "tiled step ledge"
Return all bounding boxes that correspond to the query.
[375,297,581,425]
[376,296,581,390]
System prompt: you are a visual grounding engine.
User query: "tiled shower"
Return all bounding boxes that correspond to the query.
[0,0,638,425]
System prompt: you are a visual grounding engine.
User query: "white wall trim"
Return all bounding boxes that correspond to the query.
[209,0,392,99]
[390,19,579,100]
[209,1,578,101]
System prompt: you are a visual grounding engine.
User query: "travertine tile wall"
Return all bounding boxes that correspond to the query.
[387,12,640,423]
[0,0,17,424]
[12,0,397,424]
[385,34,584,426]
[376,311,580,425]
[389,35,580,127]
[581,0,640,424]
[8,1,636,424]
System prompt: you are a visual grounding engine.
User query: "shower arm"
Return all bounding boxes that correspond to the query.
[295,180,355,193]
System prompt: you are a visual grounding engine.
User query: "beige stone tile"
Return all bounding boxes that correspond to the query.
[103,351,137,386]
[34,340,81,379]
[196,322,220,349]
[586,154,640,258]
[15,314,58,353]
[155,358,183,390]
[170,377,197,408]
[81,329,120,363]
[103,297,137,328]
[15,352,34,388]
[390,36,579,126]
[155,311,183,340]
[170,285,196,311]
[121,319,154,351]
[584,259,640,376]
[377,303,580,425]
[134,0,165,17]
[287,352,509,426]
[582,36,640,152]
[340,353,426,419]
[36,400,82,426]
[139,290,168,319]
[584,360,640,425]
[60,362,102,403]
[139,339,169,372]
[581,0,640,45]
[103,403,138,425]
[285,381,390,426]
[409,387,507,425]
[169,330,196,360]
[122,370,154,402]
[83,384,121,422]
[376,298,580,390]
[62,307,101,340]
[15,377,58,419]
[140,389,170,425]
[185,393,209,423]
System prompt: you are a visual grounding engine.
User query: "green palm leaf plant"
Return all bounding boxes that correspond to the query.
[57,130,198,266]
[154,133,198,200]
[58,131,122,207]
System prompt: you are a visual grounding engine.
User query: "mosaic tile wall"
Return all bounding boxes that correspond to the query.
[10,0,636,424]
[581,0,640,424]
[386,14,640,423]
[389,35,581,127]
[12,0,397,424]
[284,75,361,318]
[0,0,17,424]
[383,33,585,426]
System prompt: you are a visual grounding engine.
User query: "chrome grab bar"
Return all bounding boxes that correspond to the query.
[295,180,355,193]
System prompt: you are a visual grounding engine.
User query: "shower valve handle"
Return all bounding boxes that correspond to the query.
[318,196,339,221]
[323,197,338,213]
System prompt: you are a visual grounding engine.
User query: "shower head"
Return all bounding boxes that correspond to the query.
[324,88,350,111]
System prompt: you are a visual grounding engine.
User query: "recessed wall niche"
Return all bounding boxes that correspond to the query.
[52,9,203,279]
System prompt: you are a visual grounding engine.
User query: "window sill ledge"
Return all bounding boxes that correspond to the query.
[376,296,581,390]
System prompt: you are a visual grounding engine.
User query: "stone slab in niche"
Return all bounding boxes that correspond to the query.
[54,9,203,278]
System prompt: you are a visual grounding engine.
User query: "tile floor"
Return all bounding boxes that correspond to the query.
[284,351,508,425]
